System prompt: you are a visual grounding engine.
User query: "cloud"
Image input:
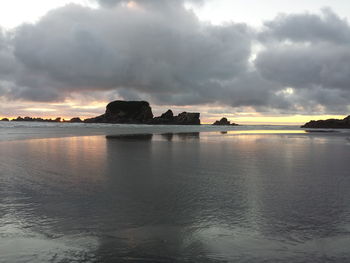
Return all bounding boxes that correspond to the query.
[0,3,350,115]
[0,29,16,78]
[261,8,350,44]
[256,44,350,90]
[96,0,204,8]
[254,9,350,113]
[10,3,255,104]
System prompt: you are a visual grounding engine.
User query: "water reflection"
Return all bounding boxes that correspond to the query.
[0,136,109,262]
[1,132,350,262]
[346,137,350,145]
[160,132,200,141]
[177,132,200,140]
[225,130,307,134]
[305,129,340,133]
[105,132,200,142]
[161,133,174,141]
[106,134,153,141]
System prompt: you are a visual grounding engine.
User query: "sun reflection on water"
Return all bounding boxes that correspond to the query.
[224,130,307,135]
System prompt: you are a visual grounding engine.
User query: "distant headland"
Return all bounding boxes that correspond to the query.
[0,100,238,126]
[0,116,82,123]
[301,115,350,128]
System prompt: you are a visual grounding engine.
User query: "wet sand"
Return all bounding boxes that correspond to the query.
[1,127,350,262]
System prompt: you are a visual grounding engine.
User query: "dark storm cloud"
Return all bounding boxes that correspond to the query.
[255,9,350,112]
[261,8,350,44]
[0,29,16,78]
[11,3,254,104]
[256,44,350,90]
[0,2,350,114]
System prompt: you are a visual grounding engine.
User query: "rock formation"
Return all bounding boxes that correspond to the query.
[85,102,201,125]
[152,110,200,125]
[152,110,175,124]
[5,101,201,125]
[301,115,350,128]
[69,117,83,123]
[212,117,238,126]
[174,112,200,125]
[1,118,9,121]
[84,101,153,124]
[11,116,61,122]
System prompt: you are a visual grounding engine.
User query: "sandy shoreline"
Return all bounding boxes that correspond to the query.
[1,129,350,262]
[1,122,350,142]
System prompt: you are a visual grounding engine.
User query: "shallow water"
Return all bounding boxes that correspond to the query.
[0,122,308,141]
[1,128,350,262]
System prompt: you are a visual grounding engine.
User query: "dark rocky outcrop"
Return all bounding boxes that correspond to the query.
[301,115,350,128]
[174,112,200,125]
[2,100,201,125]
[13,116,24,121]
[85,101,153,124]
[85,101,201,125]
[212,117,238,126]
[152,110,200,125]
[11,116,61,122]
[152,109,174,124]
[1,118,9,121]
[69,117,83,123]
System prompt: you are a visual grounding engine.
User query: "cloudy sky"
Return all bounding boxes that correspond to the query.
[0,0,349,124]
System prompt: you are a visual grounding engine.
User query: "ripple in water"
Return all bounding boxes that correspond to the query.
[1,131,350,262]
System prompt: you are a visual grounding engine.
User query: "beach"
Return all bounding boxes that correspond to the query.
[1,123,350,262]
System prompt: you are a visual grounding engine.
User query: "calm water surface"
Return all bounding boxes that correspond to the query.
[1,130,350,262]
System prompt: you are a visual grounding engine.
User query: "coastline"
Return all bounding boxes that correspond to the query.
[1,121,349,142]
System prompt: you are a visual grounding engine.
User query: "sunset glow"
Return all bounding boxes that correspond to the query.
[126,1,138,9]
[0,0,349,124]
[2,1,350,262]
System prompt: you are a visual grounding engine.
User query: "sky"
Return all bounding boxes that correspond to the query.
[0,0,349,124]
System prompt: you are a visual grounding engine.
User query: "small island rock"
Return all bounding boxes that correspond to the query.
[69,117,83,123]
[173,112,200,125]
[84,101,153,124]
[152,110,200,125]
[213,117,238,126]
[85,101,201,125]
[152,109,174,124]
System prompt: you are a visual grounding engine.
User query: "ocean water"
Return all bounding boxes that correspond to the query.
[1,123,350,262]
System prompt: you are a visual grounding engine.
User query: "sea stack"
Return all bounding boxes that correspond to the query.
[84,101,201,125]
[69,117,83,123]
[212,117,238,126]
[84,101,153,124]
[152,110,200,125]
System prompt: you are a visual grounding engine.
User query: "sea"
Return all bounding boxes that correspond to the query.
[1,122,350,262]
